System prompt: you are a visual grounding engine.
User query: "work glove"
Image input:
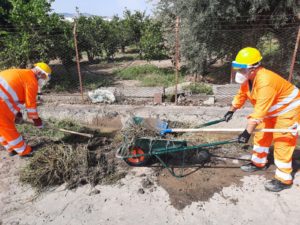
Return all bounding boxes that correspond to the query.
[33,117,44,129]
[15,112,23,124]
[224,111,234,122]
[237,129,251,143]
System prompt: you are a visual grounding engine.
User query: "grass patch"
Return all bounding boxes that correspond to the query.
[46,63,116,93]
[183,83,213,95]
[114,64,184,87]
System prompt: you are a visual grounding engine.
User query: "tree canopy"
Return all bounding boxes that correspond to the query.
[0,0,72,68]
[156,0,299,76]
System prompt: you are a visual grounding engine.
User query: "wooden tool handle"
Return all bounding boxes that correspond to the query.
[22,120,94,138]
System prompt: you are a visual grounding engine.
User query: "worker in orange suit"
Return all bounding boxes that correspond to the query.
[0,62,52,157]
[223,47,300,192]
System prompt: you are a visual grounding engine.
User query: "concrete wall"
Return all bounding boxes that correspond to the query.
[39,104,253,131]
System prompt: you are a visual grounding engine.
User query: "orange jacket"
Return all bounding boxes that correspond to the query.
[0,69,39,119]
[232,67,300,122]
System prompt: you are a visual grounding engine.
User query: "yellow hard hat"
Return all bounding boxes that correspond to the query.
[234,47,262,67]
[34,62,52,76]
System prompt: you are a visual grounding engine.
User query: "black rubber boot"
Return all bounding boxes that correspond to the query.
[264,179,292,192]
[8,151,18,157]
[240,162,266,172]
[19,152,34,158]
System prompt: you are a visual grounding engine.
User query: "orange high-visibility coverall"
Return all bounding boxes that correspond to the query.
[0,69,39,156]
[232,67,300,184]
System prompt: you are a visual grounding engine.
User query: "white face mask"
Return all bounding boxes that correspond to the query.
[235,72,248,84]
[38,77,50,90]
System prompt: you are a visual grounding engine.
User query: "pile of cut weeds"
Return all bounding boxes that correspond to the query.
[19,119,126,192]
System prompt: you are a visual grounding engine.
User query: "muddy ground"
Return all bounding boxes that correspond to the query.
[1,120,300,225]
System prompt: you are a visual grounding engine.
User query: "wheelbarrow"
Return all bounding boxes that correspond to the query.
[116,116,300,177]
[116,117,238,177]
[116,136,238,177]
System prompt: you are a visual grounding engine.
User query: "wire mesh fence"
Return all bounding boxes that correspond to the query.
[0,22,299,106]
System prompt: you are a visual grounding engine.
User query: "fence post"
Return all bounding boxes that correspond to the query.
[174,16,180,105]
[288,26,300,82]
[73,20,84,101]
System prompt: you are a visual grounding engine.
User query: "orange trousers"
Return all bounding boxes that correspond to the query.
[251,107,300,184]
[0,100,31,156]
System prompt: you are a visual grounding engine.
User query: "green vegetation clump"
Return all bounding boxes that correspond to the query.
[183,83,213,95]
[115,64,184,87]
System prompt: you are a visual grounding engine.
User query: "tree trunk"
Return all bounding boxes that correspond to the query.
[121,45,126,53]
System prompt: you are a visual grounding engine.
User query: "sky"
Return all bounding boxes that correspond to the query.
[51,0,158,17]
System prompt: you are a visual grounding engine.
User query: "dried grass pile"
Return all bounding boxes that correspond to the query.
[19,120,126,192]
[121,117,161,145]
[119,117,192,146]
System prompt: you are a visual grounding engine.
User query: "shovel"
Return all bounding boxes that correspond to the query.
[132,116,169,131]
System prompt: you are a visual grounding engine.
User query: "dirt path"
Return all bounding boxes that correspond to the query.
[1,144,300,225]
[1,104,300,225]
[1,155,300,225]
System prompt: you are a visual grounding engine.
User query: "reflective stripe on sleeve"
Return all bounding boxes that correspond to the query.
[268,88,299,113]
[8,136,23,147]
[274,159,292,169]
[0,90,18,114]
[17,103,25,110]
[26,108,37,113]
[0,77,19,101]
[275,169,292,181]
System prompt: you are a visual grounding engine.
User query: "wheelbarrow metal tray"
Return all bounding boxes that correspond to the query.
[134,137,187,154]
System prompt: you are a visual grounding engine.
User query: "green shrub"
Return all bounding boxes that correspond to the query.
[183,83,213,95]
[114,64,184,87]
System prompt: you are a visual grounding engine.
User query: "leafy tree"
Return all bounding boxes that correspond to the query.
[140,20,167,60]
[77,15,106,63]
[118,18,132,53]
[102,16,121,61]
[51,20,74,66]
[0,0,74,68]
[123,9,149,57]
[156,0,300,77]
[0,0,12,28]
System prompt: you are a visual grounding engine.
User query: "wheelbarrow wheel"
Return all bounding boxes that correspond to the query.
[196,150,211,164]
[125,146,150,167]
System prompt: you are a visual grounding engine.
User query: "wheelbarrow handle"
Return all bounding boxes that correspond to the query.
[161,128,300,135]
[160,118,226,135]
[194,118,226,128]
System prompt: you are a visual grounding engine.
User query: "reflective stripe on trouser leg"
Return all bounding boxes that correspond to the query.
[8,135,32,156]
[18,144,31,156]
[251,145,269,167]
[0,104,31,156]
[272,107,300,185]
[252,118,274,167]
[273,131,295,185]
